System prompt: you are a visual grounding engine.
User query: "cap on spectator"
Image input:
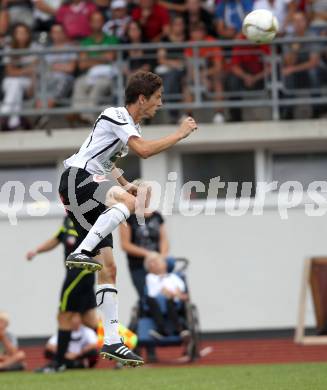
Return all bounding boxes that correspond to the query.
[0,311,10,325]
[111,0,127,9]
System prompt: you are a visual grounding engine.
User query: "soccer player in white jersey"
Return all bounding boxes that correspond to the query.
[58,71,197,366]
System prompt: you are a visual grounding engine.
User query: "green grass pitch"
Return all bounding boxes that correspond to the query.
[1,363,327,390]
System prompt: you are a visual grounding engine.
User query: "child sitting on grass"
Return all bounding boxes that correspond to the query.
[0,311,26,372]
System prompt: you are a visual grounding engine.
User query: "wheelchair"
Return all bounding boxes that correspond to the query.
[128,257,201,362]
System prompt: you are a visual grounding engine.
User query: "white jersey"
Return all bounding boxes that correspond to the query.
[64,106,141,175]
[146,273,186,299]
[47,325,97,354]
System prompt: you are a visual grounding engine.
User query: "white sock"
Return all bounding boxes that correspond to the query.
[74,203,130,254]
[96,284,121,345]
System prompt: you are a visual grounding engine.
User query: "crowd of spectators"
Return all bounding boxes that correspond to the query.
[0,0,326,129]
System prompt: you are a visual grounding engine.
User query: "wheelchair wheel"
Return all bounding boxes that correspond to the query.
[128,303,140,333]
[185,302,201,361]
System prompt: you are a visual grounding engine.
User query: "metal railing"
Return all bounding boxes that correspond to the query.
[0,36,326,123]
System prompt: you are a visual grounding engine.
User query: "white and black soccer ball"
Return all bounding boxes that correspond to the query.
[242,9,279,44]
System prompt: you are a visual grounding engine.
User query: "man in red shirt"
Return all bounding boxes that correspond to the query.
[228,33,271,121]
[132,0,170,42]
[183,22,225,123]
[56,0,97,40]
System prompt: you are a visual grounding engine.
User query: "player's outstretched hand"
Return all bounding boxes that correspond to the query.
[26,251,36,261]
[178,117,198,140]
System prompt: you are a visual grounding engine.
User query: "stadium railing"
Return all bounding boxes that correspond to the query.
[0,36,326,122]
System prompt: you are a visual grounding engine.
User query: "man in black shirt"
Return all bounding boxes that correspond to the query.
[119,209,169,362]
[120,210,169,298]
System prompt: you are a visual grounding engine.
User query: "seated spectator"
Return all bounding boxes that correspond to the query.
[69,11,119,125]
[0,311,26,372]
[296,0,310,13]
[123,21,153,74]
[56,0,97,41]
[309,0,327,36]
[159,0,186,16]
[156,16,186,122]
[282,11,322,118]
[44,321,98,369]
[253,0,297,35]
[1,23,38,131]
[103,0,131,41]
[184,22,225,123]
[144,252,190,340]
[228,33,271,121]
[321,29,327,79]
[215,0,253,39]
[35,24,77,127]
[0,0,34,36]
[132,0,170,42]
[183,0,216,38]
[94,0,111,20]
[33,0,63,33]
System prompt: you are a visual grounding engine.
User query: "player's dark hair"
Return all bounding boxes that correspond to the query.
[125,71,163,105]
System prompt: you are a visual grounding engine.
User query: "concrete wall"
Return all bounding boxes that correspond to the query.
[1,120,327,337]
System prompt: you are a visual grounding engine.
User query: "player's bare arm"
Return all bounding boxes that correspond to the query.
[26,238,60,260]
[127,117,198,159]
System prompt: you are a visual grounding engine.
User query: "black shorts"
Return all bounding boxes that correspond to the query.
[59,269,96,313]
[58,167,113,251]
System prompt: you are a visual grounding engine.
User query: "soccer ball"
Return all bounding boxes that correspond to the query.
[242,9,279,44]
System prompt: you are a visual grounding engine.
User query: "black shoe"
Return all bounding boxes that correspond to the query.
[66,251,102,272]
[100,343,144,367]
[34,362,66,373]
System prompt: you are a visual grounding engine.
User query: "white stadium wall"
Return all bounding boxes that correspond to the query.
[1,120,327,337]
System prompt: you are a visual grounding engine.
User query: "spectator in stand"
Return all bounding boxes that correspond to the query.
[159,0,186,16]
[0,311,26,372]
[33,0,63,32]
[94,0,111,20]
[123,21,153,74]
[253,0,297,35]
[282,11,322,118]
[35,24,77,128]
[69,11,119,125]
[0,23,38,131]
[309,0,327,35]
[0,0,34,36]
[183,0,216,38]
[215,0,253,39]
[43,322,99,370]
[103,0,131,41]
[56,0,97,41]
[321,27,327,73]
[132,0,170,42]
[228,33,271,121]
[296,0,309,12]
[156,16,186,122]
[184,22,225,123]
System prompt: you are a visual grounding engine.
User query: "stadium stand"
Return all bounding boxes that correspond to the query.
[0,0,326,130]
